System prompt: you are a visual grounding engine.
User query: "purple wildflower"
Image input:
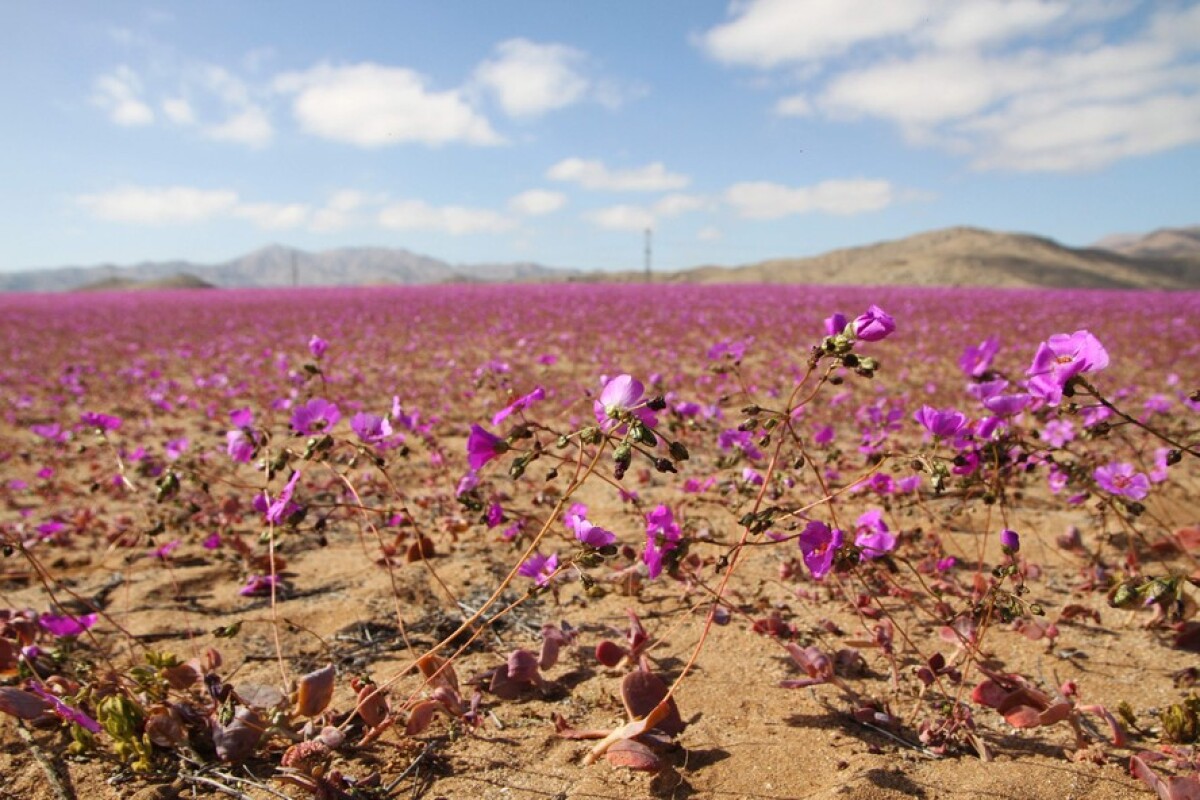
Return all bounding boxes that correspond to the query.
[854,509,896,560]
[914,405,968,438]
[960,337,1000,378]
[1093,462,1150,500]
[824,312,848,336]
[1026,330,1109,406]
[240,574,281,597]
[308,335,328,358]
[643,505,682,579]
[466,424,507,470]
[80,412,122,432]
[226,429,257,463]
[999,529,1021,552]
[566,513,616,548]
[518,552,558,586]
[982,393,1031,417]
[492,386,546,427]
[28,683,101,733]
[39,613,97,638]
[230,408,254,428]
[261,471,302,524]
[291,397,340,435]
[594,374,658,433]
[852,305,895,342]
[797,521,843,580]
[350,411,393,445]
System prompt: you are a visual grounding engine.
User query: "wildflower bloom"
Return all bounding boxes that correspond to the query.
[230,408,254,428]
[797,521,843,579]
[492,386,546,427]
[350,412,393,445]
[518,552,558,586]
[291,397,340,435]
[1093,462,1150,500]
[1026,330,1109,406]
[80,411,122,432]
[466,424,507,470]
[226,430,256,463]
[28,682,101,733]
[854,509,896,560]
[960,336,1000,378]
[240,574,281,597]
[643,505,682,579]
[308,335,328,358]
[914,405,968,438]
[566,513,617,548]
[982,393,1031,418]
[594,374,658,433]
[824,312,848,336]
[852,305,895,342]
[1000,529,1021,552]
[39,613,97,638]
[259,471,302,524]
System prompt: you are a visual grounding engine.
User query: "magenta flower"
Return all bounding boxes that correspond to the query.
[566,513,616,548]
[39,612,97,638]
[824,312,848,336]
[28,683,101,733]
[492,386,546,427]
[960,336,1000,378]
[1000,529,1021,552]
[466,424,507,470]
[518,552,559,586]
[852,305,895,342]
[594,374,658,433]
[308,335,328,358]
[914,405,968,438]
[486,502,504,528]
[797,521,843,580]
[982,393,1030,418]
[30,423,69,443]
[1093,462,1150,500]
[1026,330,1109,405]
[643,505,682,579]
[291,398,340,435]
[230,408,254,428]
[259,470,302,524]
[164,437,189,461]
[350,412,393,445]
[239,574,281,597]
[854,509,896,560]
[80,411,122,432]
[226,429,257,463]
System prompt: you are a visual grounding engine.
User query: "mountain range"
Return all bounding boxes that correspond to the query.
[2,225,1198,292]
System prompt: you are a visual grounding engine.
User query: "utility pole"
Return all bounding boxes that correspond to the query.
[644,227,652,283]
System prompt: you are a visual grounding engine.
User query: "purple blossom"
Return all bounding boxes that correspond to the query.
[202,532,223,550]
[260,471,302,525]
[1041,419,1075,447]
[486,502,504,528]
[518,552,559,586]
[350,411,393,445]
[291,397,341,435]
[230,407,254,428]
[854,509,896,560]
[824,312,848,336]
[852,305,895,342]
[913,405,968,438]
[566,513,616,548]
[226,429,257,463]
[28,682,101,733]
[1000,529,1021,552]
[30,423,69,443]
[308,335,328,358]
[797,521,842,580]
[466,424,507,470]
[594,374,658,433]
[151,539,180,560]
[164,437,189,461]
[492,386,546,427]
[982,393,1031,418]
[1026,330,1109,406]
[39,613,97,638]
[80,411,122,432]
[960,337,1000,378]
[240,574,281,597]
[643,505,682,579]
[1093,462,1150,500]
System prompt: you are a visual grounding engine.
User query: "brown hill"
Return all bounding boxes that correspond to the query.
[75,272,215,292]
[1094,225,1200,260]
[592,226,1200,289]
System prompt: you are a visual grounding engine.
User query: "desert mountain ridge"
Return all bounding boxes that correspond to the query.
[2,224,1197,292]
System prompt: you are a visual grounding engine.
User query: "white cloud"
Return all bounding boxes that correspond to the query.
[233,202,309,229]
[700,0,931,67]
[698,226,723,241]
[276,63,502,147]
[707,0,1200,172]
[475,39,589,117]
[584,205,657,232]
[583,193,708,231]
[547,158,690,191]
[378,200,515,234]
[162,97,195,125]
[725,179,895,218]
[77,186,239,224]
[508,189,567,216]
[204,106,273,147]
[92,66,155,126]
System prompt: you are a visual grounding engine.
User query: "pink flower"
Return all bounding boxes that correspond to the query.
[854,509,896,560]
[798,521,842,580]
[39,613,97,638]
[492,386,546,427]
[914,405,968,438]
[350,412,393,445]
[518,552,558,586]
[466,424,507,470]
[566,513,616,548]
[291,398,340,435]
[1093,462,1150,500]
[643,505,682,579]
[80,411,122,432]
[308,335,328,358]
[1026,330,1109,406]
[852,305,895,342]
[960,337,1000,378]
[594,374,657,433]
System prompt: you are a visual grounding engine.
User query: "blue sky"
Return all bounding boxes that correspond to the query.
[3,0,1198,273]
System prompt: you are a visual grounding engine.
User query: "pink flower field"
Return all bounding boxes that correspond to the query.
[1,283,1198,799]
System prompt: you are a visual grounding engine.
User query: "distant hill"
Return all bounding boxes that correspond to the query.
[76,272,215,292]
[5,225,1199,291]
[590,226,1200,290]
[1094,225,1200,261]
[1,245,577,292]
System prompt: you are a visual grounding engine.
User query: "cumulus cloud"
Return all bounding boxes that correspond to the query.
[508,189,567,216]
[475,39,589,117]
[275,63,501,147]
[205,106,273,147]
[378,200,515,234]
[233,202,309,229]
[700,0,1200,172]
[583,193,709,231]
[162,97,195,125]
[77,186,239,225]
[547,158,690,191]
[92,66,155,126]
[725,179,895,218]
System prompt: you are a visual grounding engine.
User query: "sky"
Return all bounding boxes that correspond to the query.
[2,0,1199,273]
